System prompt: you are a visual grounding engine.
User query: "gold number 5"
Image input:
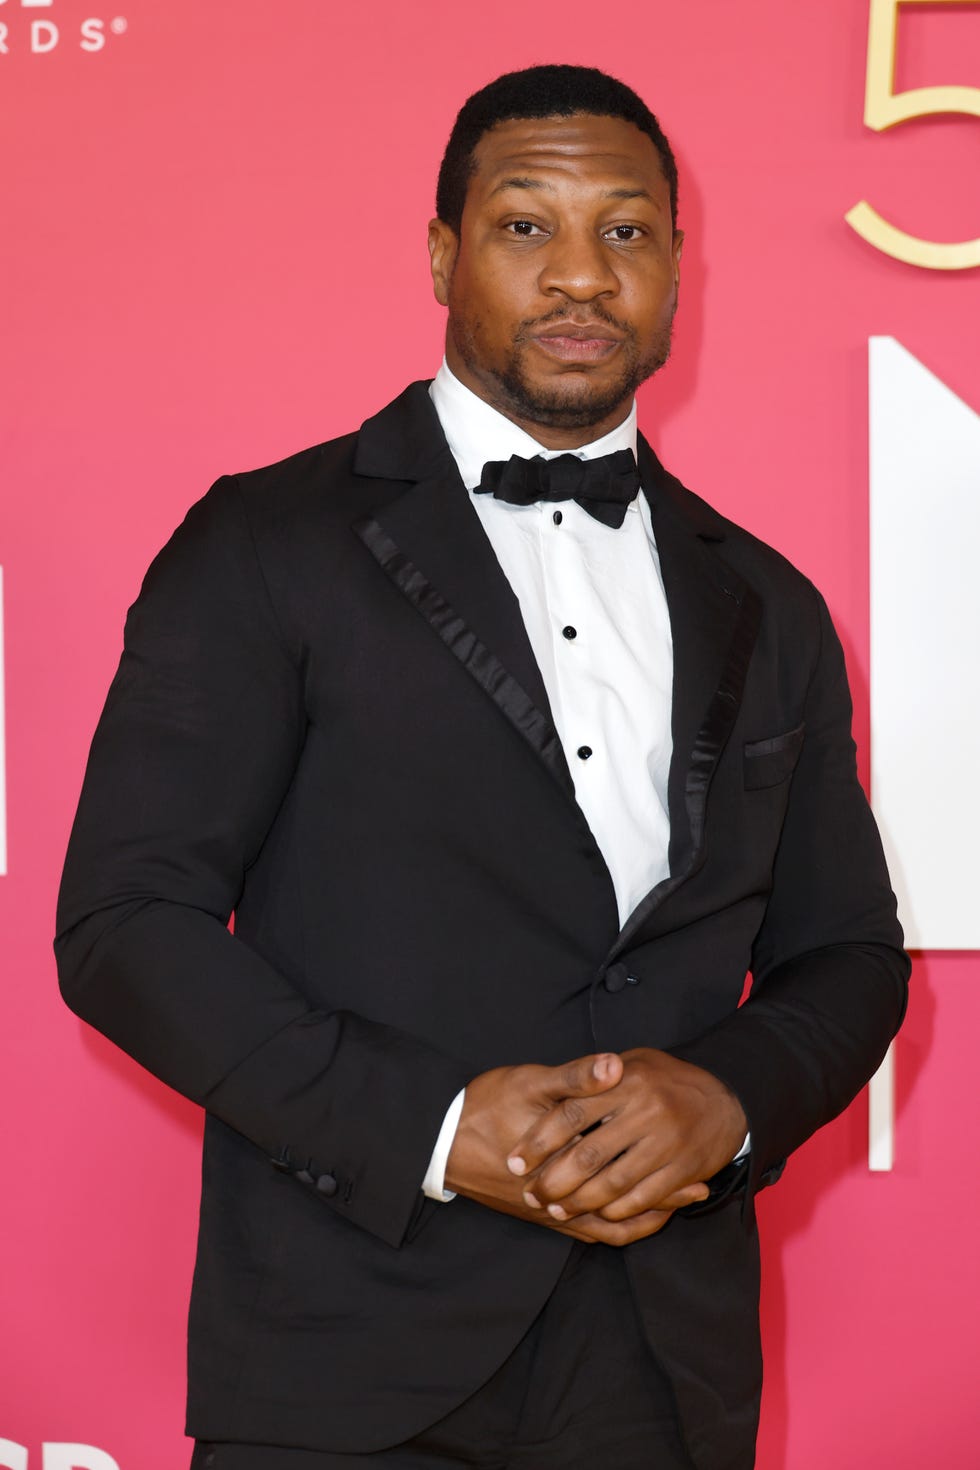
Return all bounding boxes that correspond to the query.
[845,0,980,270]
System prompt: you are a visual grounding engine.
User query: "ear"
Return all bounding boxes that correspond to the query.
[428,218,459,307]
[671,228,684,292]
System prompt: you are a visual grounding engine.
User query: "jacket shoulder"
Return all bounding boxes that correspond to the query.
[662,465,824,609]
[229,429,362,525]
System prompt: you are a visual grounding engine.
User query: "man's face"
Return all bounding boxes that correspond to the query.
[429,113,683,447]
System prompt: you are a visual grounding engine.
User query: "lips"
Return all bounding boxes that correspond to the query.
[530,326,623,364]
[534,322,622,342]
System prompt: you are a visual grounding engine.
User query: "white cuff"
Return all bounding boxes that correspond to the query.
[733,1131,751,1162]
[421,1088,465,1201]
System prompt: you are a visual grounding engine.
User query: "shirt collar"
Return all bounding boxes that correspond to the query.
[429,359,638,492]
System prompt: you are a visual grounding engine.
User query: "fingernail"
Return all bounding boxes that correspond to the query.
[593,1054,613,1081]
[523,1191,542,1208]
[547,1204,568,1220]
[507,1156,526,1176]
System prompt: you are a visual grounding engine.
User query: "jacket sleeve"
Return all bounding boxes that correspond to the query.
[671,585,910,1204]
[54,476,471,1249]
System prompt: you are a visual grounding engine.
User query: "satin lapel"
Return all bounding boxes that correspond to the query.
[351,383,575,800]
[607,441,762,959]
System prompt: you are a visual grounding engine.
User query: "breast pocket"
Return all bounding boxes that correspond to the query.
[743,722,805,790]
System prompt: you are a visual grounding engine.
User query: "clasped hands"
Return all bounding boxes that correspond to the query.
[444,1049,747,1246]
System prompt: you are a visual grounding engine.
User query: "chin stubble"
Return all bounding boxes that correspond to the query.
[500,329,673,429]
[452,314,675,431]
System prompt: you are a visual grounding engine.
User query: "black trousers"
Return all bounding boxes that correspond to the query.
[191,1244,695,1469]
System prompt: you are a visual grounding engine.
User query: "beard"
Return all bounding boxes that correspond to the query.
[449,304,675,432]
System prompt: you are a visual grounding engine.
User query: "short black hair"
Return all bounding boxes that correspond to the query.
[436,64,678,233]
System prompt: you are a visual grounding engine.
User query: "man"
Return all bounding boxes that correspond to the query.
[56,65,908,1470]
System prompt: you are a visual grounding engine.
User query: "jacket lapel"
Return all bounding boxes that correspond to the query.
[351,383,576,800]
[351,388,762,950]
[606,440,762,958]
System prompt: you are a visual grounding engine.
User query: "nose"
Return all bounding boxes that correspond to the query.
[537,227,619,302]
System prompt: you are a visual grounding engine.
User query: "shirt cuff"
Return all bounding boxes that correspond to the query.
[733,1131,751,1162]
[421,1088,465,1201]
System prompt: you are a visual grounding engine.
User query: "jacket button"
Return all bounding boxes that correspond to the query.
[604,967,627,993]
[269,1150,291,1172]
[316,1173,338,1197]
[626,974,640,986]
[295,1169,314,1185]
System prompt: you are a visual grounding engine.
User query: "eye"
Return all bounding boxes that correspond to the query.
[505,219,546,237]
[604,224,644,243]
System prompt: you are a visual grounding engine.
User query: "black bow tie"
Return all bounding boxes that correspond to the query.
[476,449,640,529]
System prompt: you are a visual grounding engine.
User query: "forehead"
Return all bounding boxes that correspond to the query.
[468,113,668,203]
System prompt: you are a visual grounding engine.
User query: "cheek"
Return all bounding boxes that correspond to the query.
[463,288,514,347]
[450,265,492,321]
[629,282,677,335]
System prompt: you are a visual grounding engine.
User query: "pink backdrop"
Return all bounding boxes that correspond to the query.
[2,1,979,1465]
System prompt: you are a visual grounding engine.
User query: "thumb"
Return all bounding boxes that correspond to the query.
[549,1051,623,1099]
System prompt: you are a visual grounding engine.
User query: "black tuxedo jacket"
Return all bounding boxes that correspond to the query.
[56,383,908,1470]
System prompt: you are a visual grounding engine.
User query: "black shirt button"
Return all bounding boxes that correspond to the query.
[553,510,563,525]
[316,1173,338,1197]
[562,625,577,640]
[577,745,593,760]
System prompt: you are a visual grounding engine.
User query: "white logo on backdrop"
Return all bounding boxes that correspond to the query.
[0,1444,120,1470]
[0,1,127,55]
[866,336,980,1174]
[869,337,980,951]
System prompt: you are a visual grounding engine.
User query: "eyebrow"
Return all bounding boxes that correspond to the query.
[605,187,655,202]
[489,177,656,205]
[489,177,552,196]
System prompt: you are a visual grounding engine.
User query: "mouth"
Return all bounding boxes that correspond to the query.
[528,324,624,365]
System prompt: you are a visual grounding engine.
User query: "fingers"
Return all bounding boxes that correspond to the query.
[506,1095,615,1180]
[539,1165,708,1224]
[509,1047,743,1222]
[537,1156,670,1222]
[527,1200,674,1246]
[565,1206,676,1246]
[523,1115,636,1201]
[595,1179,709,1221]
[506,1053,623,1179]
[518,1120,708,1222]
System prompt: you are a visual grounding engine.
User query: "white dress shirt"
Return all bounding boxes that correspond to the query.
[421,361,676,1200]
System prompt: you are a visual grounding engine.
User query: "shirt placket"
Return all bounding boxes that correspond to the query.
[538,503,605,794]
